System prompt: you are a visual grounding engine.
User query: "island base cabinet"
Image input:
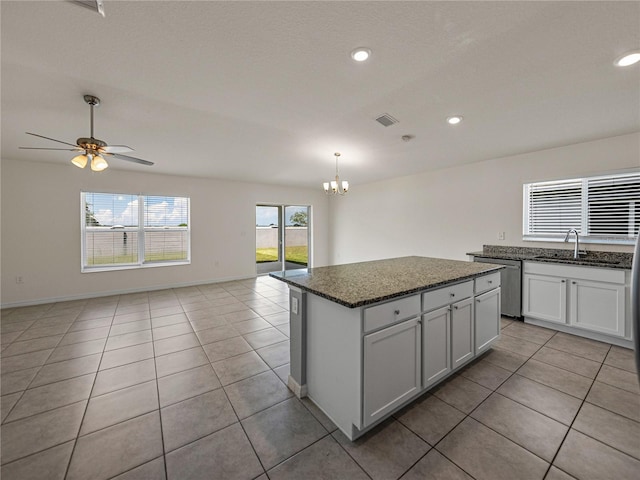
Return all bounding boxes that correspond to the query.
[363,317,421,428]
[475,287,501,355]
[422,306,451,389]
[451,297,474,369]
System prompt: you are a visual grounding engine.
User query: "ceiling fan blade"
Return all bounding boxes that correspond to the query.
[109,152,154,166]
[19,147,80,151]
[103,145,134,154]
[26,132,78,148]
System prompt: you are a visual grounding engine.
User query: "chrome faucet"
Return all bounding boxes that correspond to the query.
[564,229,581,259]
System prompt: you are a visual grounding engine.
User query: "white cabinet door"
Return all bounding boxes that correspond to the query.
[475,287,501,355]
[451,297,474,369]
[363,317,421,427]
[422,306,451,388]
[522,274,567,324]
[569,279,626,338]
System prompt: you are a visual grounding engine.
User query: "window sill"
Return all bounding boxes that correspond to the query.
[82,260,191,273]
[523,236,635,246]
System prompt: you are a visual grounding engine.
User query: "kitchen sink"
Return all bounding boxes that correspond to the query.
[533,255,619,265]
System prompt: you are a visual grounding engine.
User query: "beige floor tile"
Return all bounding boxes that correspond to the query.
[604,345,636,373]
[497,375,581,425]
[517,359,593,399]
[437,417,548,480]
[573,402,640,460]
[432,375,492,413]
[554,429,640,480]
[586,381,640,422]
[545,332,609,362]
[268,435,369,480]
[532,346,601,379]
[395,394,465,446]
[471,393,568,462]
[165,423,263,480]
[402,449,472,480]
[243,398,327,470]
[595,364,640,395]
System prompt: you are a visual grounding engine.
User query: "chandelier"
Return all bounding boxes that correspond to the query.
[323,152,349,195]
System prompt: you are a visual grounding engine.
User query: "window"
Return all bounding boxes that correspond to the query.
[523,172,640,244]
[82,192,190,271]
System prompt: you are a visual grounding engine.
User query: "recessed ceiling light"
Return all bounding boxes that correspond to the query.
[351,48,371,62]
[447,116,463,125]
[615,51,640,67]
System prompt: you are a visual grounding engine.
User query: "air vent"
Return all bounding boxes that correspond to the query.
[69,0,105,17]
[375,114,399,127]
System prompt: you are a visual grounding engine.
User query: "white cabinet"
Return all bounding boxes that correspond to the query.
[569,279,625,338]
[422,275,501,388]
[523,262,629,340]
[422,306,451,388]
[451,297,474,369]
[522,273,567,324]
[363,317,421,427]
[475,287,501,354]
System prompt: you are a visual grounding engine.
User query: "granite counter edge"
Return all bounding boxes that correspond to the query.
[468,252,631,270]
[270,265,504,309]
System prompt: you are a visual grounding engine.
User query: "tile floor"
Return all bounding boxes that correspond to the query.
[1,276,639,480]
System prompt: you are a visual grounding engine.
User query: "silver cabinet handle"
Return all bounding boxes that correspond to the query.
[453,305,459,310]
[561,280,566,283]
[450,293,455,297]
[476,299,481,303]
[572,281,577,285]
[394,309,400,315]
[488,280,493,284]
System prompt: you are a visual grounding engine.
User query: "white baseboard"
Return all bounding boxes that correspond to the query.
[1,273,258,310]
[287,375,308,398]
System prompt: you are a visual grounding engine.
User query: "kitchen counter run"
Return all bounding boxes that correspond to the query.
[467,245,632,270]
[269,256,503,308]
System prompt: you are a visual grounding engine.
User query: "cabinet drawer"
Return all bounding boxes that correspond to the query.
[422,281,473,312]
[363,295,420,333]
[475,272,501,295]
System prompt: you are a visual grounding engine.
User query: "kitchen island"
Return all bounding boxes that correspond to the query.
[270,256,503,440]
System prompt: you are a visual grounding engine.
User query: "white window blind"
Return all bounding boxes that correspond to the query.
[524,172,640,244]
[82,192,190,271]
[525,180,582,235]
[587,175,640,238]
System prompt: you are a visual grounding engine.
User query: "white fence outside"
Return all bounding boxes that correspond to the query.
[256,227,308,248]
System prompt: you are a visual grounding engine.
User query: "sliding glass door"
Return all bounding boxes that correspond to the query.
[256,204,309,274]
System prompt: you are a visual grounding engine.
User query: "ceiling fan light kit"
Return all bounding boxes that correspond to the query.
[20,94,154,171]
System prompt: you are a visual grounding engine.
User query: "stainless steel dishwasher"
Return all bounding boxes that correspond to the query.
[472,257,522,318]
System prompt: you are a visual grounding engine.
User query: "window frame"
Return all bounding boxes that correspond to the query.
[81,191,191,273]
[523,171,640,245]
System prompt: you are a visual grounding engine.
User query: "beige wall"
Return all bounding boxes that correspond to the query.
[329,133,640,265]
[1,159,330,306]
[3,132,639,307]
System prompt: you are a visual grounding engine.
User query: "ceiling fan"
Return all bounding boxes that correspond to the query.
[20,94,154,171]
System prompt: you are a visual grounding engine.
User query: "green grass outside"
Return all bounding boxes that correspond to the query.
[256,246,308,264]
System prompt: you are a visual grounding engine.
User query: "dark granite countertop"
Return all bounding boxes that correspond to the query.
[269,256,503,308]
[467,245,632,270]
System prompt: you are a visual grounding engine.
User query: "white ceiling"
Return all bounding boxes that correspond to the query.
[2,1,639,188]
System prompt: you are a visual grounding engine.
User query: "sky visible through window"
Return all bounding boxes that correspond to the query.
[86,193,188,227]
[256,206,307,227]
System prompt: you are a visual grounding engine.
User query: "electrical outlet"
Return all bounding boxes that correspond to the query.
[291,297,299,315]
[498,232,506,240]
[16,275,24,284]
